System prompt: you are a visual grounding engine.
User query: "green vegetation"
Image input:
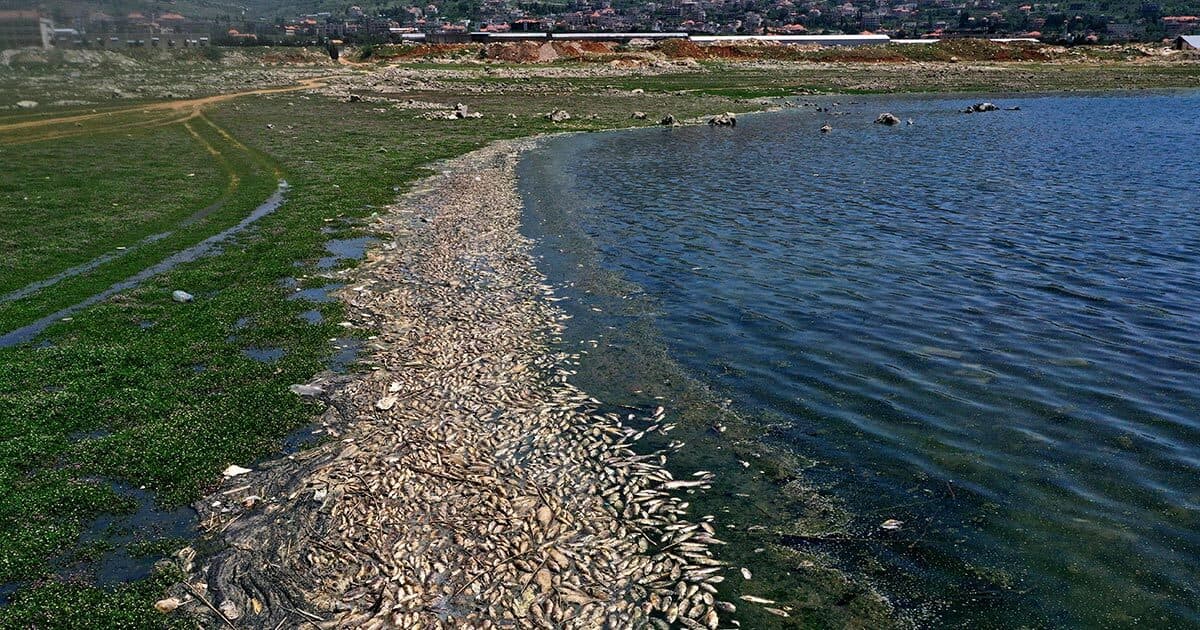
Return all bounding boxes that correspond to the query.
[0,52,1197,625]
[0,114,280,334]
[0,124,226,295]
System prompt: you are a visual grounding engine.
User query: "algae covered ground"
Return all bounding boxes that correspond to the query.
[0,46,1196,627]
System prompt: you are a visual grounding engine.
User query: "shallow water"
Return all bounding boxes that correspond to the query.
[318,236,375,270]
[520,92,1200,626]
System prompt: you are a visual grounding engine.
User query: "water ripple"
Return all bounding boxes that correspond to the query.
[521,92,1200,627]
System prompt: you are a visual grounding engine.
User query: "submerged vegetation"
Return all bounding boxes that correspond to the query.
[0,46,1196,626]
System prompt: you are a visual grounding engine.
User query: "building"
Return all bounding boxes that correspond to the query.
[1162,16,1199,36]
[0,10,53,49]
[1175,34,1200,50]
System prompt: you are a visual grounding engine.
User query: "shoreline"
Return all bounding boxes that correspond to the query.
[4,54,1198,626]
[176,140,736,628]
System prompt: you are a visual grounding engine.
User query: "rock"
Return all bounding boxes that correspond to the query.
[16,100,38,109]
[819,124,832,133]
[659,114,677,126]
[171,290,194,303]
[949,56,960,63]
[874,112,901,126]
[375,395,398,411]
[1005,106,1021,111]
[631,111,647,120]
[348,94,361,102]
[222,464,252,477]
[707,112,737,127]
[289,383,324,397]
[964,102,999,113]
[740,567,752,580]
[154,597,181,613]
[631,88,645,94]
[546,109,570,123]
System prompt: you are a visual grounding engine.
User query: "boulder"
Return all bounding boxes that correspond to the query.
[707,112,737,127]
[874,112,901,126]
[347,93,362,102]
[820,124,832,133]
[963,102,999,113]
[546,109,571,123]
[16,100,38,109]
[631,111,647,120]
[171,290,194,303]
[659,114,677,126]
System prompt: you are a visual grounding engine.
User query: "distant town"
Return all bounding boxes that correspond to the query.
[2,0,1198,50]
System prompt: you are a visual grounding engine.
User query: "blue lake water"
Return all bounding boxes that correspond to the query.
[519,92,1200,626]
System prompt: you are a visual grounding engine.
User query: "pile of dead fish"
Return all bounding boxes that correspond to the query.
[176,141,733,629]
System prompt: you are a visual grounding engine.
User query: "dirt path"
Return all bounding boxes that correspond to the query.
[0,76,336,136]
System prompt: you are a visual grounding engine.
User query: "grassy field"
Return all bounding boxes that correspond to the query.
[0,124,226,295]
[0,52,1196,626]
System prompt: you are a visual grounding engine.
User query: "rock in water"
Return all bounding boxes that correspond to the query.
[659,114,677,126]
[707,112,736,127]
[820,124,832,133]
[171,290,194,303]
[874,112,901,126]
[546,109,571,123]
[964,102,1000,113]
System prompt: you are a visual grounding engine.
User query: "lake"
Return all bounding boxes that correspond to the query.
[519,91,1200,627]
